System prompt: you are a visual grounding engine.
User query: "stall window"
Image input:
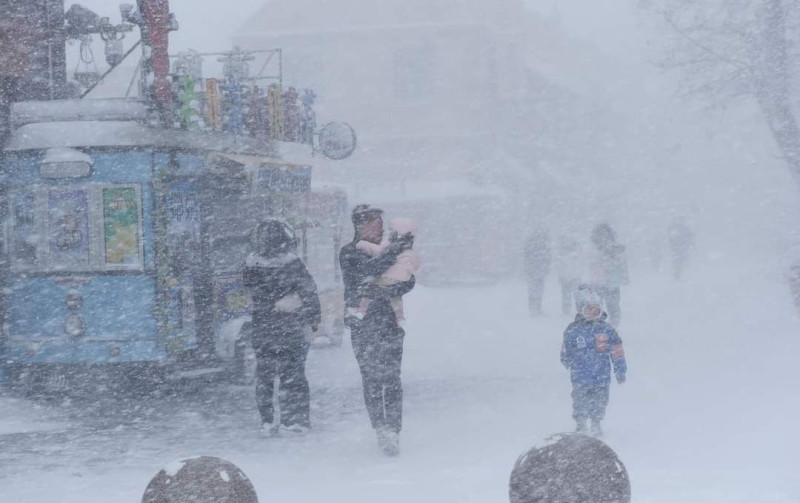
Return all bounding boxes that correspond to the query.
[8,184,144,272]
[11,190,39,269]
[48,189,91,269]
[102,187,142,267]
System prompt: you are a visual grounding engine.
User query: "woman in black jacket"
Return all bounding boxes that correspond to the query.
[243,219,321,435]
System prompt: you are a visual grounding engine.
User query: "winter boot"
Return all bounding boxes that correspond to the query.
[375,427,389,451]
[376,427,400,456]
[382,430,400,457]
[281,423,311,436]
[590,420,603,437]
[575,420,588,434]
[261,421,279,437]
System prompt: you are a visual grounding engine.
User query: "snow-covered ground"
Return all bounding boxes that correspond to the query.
[0,256,798,502]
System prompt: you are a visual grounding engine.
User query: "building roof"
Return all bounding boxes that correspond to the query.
[240,0,527,35]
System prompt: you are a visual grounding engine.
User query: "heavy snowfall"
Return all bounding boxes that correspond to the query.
[1,1,799,502]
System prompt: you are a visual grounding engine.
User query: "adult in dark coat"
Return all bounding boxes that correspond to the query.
[339,204,415,456]
[588,224,629,328]
[243,219,321,435]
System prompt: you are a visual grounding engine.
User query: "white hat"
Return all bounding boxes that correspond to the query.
[574,285,602,313]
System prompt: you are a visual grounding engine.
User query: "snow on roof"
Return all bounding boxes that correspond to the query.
[10,99,148,128]
[5,121,276,156]
[6,121,156,150]
[42,147,93,165]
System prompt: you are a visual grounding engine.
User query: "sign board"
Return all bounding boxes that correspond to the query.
[255,163,311,195]
[318,122,357,160]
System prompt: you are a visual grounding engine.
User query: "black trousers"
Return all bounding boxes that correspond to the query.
[351,324,405,433]
[571,384,610,422]
[527,275,547,315]
[671,250,690,280]
[254,339,311,427]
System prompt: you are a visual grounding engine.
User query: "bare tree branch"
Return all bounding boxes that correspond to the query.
[661,11,753,71]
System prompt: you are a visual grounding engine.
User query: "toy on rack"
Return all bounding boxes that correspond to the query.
[173,50,203,130]
[267,83,284,141]
[159,46,334,149]
[244,85,270,138]
[299,89,317,146]
[281,86,300,143]
[205,78,222,131]
[218,49,253,134]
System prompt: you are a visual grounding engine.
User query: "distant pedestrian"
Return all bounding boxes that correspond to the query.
[340,204,416,456]
[668,218,694,280]
[243,219,321,437]
[647,232,664,272]
[788,264,800,319]
[524,229,552,316]
[561,286,627,437]
[556,236,583,316]
[588,224,628,328]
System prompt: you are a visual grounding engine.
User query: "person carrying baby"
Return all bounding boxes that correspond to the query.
[351,217,420,325]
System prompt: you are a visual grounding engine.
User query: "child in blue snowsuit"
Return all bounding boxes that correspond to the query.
[561,286,627,436]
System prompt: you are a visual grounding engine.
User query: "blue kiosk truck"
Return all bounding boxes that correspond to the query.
[0,98,348,392]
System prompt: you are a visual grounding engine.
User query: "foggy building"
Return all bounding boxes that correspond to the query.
[235,0,609,282]
[237,0,534,185]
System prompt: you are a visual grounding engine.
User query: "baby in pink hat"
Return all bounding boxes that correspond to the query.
[353,217,420,325]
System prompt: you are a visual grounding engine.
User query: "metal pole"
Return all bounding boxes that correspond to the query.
[45,1,54,99]
[81,39,142,98]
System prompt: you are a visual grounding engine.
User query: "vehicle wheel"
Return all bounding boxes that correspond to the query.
[3,364,45,398]
[125,364,168,397]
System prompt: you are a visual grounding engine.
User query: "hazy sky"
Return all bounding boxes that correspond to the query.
[74,0,265,52]
[73,1,642,56]
[68,0,800,257]
[526,1,642,55]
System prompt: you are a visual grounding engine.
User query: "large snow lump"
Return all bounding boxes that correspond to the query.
[142,456,258,503]
[509,433,630,503]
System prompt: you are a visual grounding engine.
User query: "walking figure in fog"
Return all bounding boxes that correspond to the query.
[340,204,416,456]
[668,217,694,280]
[561,286,627,437]
[588,223,628,328]
[524,228,552,316]
[556,236,583,316]
[243,219,321,436]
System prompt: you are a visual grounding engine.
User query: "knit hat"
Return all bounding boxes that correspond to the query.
[351,204,383,227]
[574,285,602,313]
[253,219,297,258]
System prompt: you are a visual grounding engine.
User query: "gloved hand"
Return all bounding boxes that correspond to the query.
[344,315,361,330]
[384,240,407,257]
[392,232,414,250]
[616,374,626,384]
[361,283,388,300]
